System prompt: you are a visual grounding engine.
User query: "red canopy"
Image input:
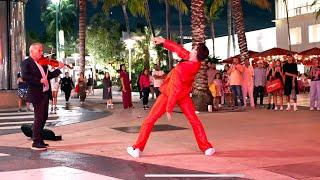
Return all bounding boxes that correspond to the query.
[222,50,258,64]
[252,47,296,58]
[298,47,320,56]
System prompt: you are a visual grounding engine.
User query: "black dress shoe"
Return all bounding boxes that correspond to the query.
[41,141,49,147]
[31,143,47,151]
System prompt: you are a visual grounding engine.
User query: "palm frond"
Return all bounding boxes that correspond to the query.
[168,0,188,14]
[102,0,121,15]
[127,0,147,17]
[245,0,271,10]
[209,0,225,19]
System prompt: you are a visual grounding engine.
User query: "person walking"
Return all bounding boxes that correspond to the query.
[120,64,133,109]
[17,72,32,112]
[102,72,113,109]
[61,72,74,104]
[87,74,94,95]
[139,68,151,110]
[77,72,87,104]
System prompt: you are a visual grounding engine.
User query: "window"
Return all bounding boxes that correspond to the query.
[290,27,302,45]
[308,24,320,43]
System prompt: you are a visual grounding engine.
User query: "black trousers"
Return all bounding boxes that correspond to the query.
[142,87,150,105]
[64,89,71,101]
[254,86,265,105]
[154,87,161,97]
[32,93,49,143]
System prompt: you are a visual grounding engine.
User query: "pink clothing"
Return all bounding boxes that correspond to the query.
[242,84,254,107]
[242,65,254,86]
[229,64,243,86]
[139,74,151,89]
[152,70,165,87]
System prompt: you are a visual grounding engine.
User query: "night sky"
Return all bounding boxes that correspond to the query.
[25,0,275,38]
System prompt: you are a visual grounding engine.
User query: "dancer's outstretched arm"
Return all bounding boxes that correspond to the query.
[153,37,190,60]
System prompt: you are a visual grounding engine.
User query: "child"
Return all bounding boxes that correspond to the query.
[212,73,223,109]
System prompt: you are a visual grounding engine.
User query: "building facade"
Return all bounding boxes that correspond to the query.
[275,0,320,52]
[0,0,26,90]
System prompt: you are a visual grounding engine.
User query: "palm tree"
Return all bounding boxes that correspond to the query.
[129,0,155,36]
[40,0,77,48]
[283,0,291,50]
[178,1,188,45]
[205,0,224,56]
[233,0,270,61]
[311,0,320,18]
[159,0,188,69]
[190,0,210,111]
[102,0,132,38]
[79,0,86,74]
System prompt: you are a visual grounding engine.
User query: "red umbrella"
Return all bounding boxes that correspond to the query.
[252,47,296,58]
[222,50,258,64]
[298,47,320,56]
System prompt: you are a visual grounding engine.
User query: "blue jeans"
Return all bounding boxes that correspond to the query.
[231,85,244,107]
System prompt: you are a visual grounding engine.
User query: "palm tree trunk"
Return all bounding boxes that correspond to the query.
[121,2,130,38]
[191,0,211,111]
[231,15,236,55]
[78,0,86,74]
[227,0,232,58]
[232,0,249,61]
[283,0,291,50]
[210,21,215,57]
[144,0,155,37]
[179,10,184,45]
[165,0,173,70]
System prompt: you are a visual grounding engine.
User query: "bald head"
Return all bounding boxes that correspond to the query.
[29,43,43,61]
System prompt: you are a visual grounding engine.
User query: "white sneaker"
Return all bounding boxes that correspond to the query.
[204,148,215,156]
[280,106,284,111]
[127,147,140,158]
[317,107,320,111]
[274,106,278,111]
[286,105,291,111]
[310,107,315,111]
[293,103,298,111]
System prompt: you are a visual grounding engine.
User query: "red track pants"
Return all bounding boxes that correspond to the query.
[133,94,212,152]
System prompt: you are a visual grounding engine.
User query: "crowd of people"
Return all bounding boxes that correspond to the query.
[207,55,320,111]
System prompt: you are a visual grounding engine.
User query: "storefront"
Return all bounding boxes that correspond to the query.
[0,0,26,90]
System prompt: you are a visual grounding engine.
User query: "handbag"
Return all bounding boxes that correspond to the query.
[266,79,283,93]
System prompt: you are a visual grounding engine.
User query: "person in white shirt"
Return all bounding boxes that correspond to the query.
[242,59,255,109]
[152,64,166,98]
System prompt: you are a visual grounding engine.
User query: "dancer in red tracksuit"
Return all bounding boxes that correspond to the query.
[127,37,214,158]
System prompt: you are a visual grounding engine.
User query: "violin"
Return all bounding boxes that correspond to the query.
[37,56,73,69]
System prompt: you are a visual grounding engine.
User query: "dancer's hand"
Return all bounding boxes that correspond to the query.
[166,112,173,121]
[152,37,165,45]
[122,87,127,92]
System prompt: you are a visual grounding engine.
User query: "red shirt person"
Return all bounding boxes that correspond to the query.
[127,37,214,158]
[139,68,152,109]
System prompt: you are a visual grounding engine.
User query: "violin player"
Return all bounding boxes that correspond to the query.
[21,43,65,150]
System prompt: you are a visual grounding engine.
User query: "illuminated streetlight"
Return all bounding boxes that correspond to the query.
[124,38,135,80]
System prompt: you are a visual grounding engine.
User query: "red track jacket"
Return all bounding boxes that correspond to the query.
[159,40,201,113]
